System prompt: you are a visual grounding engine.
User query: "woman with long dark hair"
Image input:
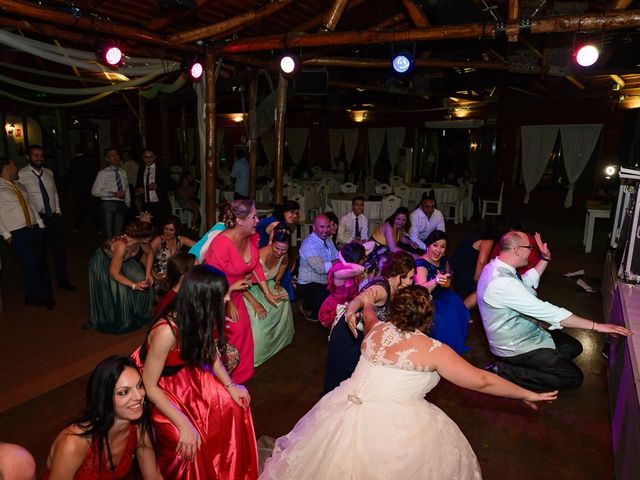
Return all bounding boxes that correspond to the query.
[152,252,196,319]
[43,355,161,479]
[133,265,258,479]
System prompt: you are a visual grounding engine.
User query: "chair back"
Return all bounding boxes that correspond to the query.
[311,166,323,178]
[341,182,358,193]
[381,194,402,220]
[390,176,404,188]
[292,194,307,221]
[375,183,392,195]
[394,185,410,207]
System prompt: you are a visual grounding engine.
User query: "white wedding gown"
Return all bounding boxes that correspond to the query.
[260,322,482,479]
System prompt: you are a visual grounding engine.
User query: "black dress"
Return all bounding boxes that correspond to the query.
[322,278,391,395]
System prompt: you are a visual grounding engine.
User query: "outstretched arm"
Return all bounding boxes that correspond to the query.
[560,314,633,336]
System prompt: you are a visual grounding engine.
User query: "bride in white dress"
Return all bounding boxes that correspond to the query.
[260,285,557,480]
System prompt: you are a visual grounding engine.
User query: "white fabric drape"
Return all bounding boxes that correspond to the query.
[261,129,276,167]
[285,128,309,165]
[521,125,559,203]
[559,124,602,208]
[368,128,387,171]
[386,127,406,170]
[329,129,344,167]
[343,129,359,168]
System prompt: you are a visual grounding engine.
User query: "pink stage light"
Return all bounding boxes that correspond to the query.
[103,46,123,66]
[189,62,203,80]
[575,44,599,67]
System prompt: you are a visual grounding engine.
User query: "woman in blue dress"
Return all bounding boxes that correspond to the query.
[414,230,470,355]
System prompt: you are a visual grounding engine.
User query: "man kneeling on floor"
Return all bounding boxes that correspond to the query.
[477,231,632,391]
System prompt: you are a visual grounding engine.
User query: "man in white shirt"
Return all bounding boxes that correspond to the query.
[336,196,368,247]
[19,145,75,290]
[91,147,130,237]
[409,196,445,251]
[477,231,632,391]
[230,155,249,199]
[0,157,53,308]
[297,214,338,320]
[122,149,139,214]
[135,148,173,225]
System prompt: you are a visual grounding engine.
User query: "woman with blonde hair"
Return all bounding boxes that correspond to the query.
[204,199,285,383]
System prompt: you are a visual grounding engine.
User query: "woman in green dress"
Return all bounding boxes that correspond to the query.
[86,219,155,333]
[242,229,294,366]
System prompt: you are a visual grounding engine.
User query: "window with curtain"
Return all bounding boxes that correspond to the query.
[516,133,600,193]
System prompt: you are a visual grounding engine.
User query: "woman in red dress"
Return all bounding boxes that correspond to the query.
[43,355,161,479]
[205,200,285,383]
[133,265,258,479]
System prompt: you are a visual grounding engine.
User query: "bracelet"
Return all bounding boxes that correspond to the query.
[224,382,237,390]
[540,256,551,262]
[591,321,596,331]
[131,283,137,290]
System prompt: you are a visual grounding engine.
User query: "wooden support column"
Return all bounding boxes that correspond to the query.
[507,0,519,42]
[273,74,288,205]
[138,94,147,149]
[248,78,258,200]
[322,0,350,31]
[180,108,189,170]
[205,52,217,227]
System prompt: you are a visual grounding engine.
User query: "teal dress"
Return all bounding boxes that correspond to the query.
[243,255,294,366]
[85,235,153,334]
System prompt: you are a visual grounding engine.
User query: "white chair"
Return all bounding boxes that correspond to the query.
[481,182,504,218]
[380,194,402,221]
[311,166,322,178]
[341,182,358,193]
[394,185,410,207]
[169,192,193,228]
[291,194,313,244]
[390,176,404,188]
[441,187,464,225]
[375,183,392,195]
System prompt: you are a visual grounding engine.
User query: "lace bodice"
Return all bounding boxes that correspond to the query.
[362,322,441,373]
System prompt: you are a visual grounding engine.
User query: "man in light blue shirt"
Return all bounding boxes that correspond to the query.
[230,155,249,199]
[477,231,631,392]
[297,214,338,320]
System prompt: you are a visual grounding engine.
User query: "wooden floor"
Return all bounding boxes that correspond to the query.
[0,215,616,479]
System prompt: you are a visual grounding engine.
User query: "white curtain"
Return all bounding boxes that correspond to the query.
[559,124,602,207]
[343,129,359,168]
[328,129,344,168]
[368,128,387,172]
[521,125,559,203]
[386,127,406,170]
[261,128,276,168]
[285,128,309,165]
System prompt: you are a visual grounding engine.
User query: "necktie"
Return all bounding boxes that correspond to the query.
[10,182,33,226]
[516,272,523,281]
[354,216,361,239]
[145,167,151,203]
[34,170,52,218]
[114,167,123,192]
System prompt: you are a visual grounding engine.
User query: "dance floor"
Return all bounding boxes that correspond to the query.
[0,215,616,479]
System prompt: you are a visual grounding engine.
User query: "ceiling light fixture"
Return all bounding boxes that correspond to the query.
[575,44,599,67]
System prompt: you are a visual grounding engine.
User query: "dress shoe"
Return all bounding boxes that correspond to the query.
[299,304,318,322]
[58,282,77,291]
[25,298,55,310]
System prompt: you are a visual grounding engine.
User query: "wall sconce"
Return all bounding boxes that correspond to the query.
[348,110,367,122]
[230,113,245,123]
[469,141,478,152]
[6,123,15,135]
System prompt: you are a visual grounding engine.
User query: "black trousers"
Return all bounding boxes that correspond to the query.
[494,329,584,392]
[101,200,127,238]
[42,214,71,286]
[296,282,330,317]
[10,226,52,302]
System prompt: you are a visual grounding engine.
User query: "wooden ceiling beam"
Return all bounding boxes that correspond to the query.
[302,56,509,71]
[294,0,367,33]
[168,0,295,44]
[219,10,640,53]
[322,0,351,32]
[507,0,519,42]
[0,0,168,47]
[401,0,430,27]
[369,13,407,31]
[610,0,634,10]
[145,0,215,31]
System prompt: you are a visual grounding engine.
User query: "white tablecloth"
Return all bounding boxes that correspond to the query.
[328,194,382,231]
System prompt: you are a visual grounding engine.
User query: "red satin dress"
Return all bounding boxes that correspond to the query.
[42,425,137,479]
[131,321,258,480]
[205,233,266,384]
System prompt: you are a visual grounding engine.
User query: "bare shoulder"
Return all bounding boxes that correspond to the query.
[51,425,91,458]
